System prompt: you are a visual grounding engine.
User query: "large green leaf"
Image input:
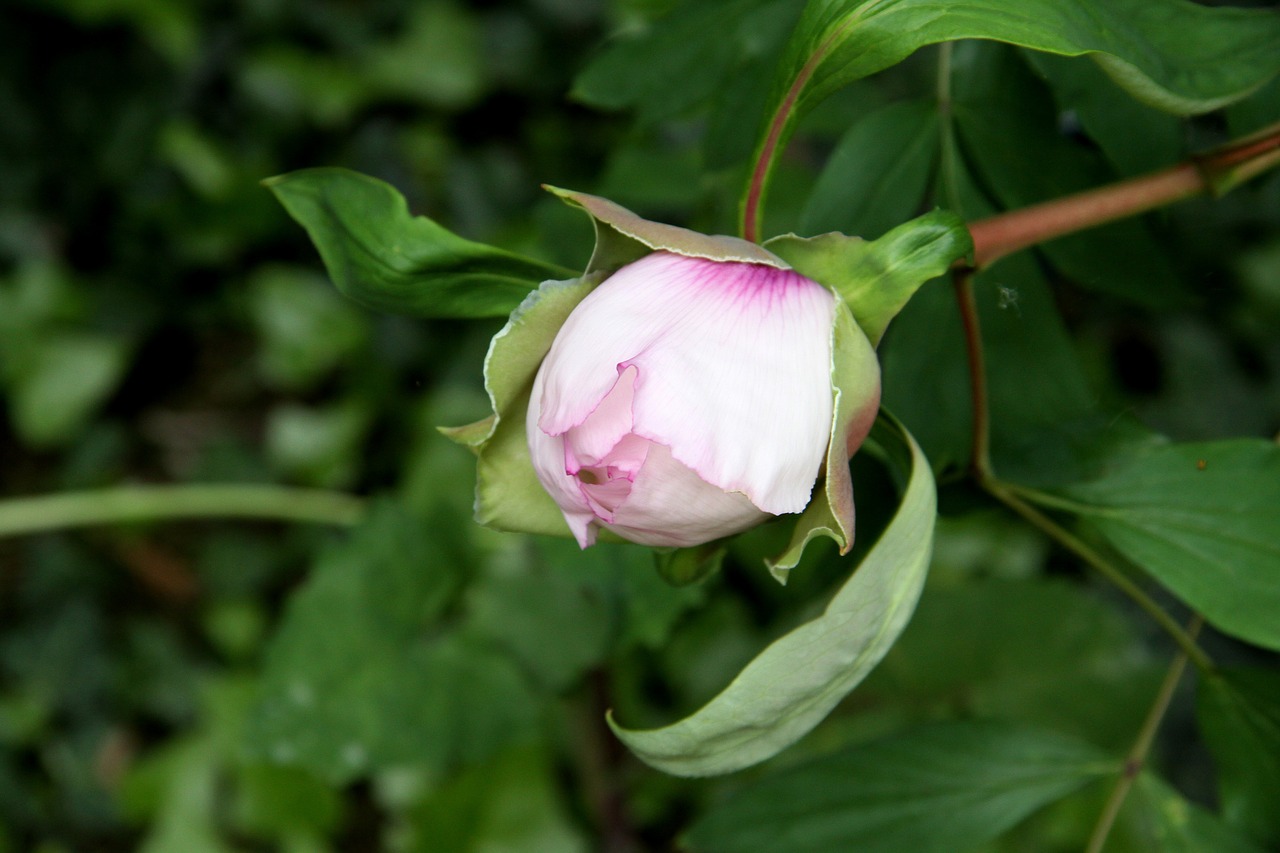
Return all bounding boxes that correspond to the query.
[749,0,1280,227]
[774,0,1280,127]
[266,167,571,319]
[1056,439,1280,651]
[608,414,935,776]
[685,721,1115,852]
[1197,667,1280,846]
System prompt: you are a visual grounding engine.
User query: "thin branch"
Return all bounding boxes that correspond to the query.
[0,484,365,539]
[1085,615,1205,853]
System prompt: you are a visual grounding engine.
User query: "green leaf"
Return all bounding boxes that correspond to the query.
[776,0,1280,124]
[406,745,586,853]
[870,579,1165,750]
[265,167,571,319]
[1057,439,1280,651]
[1128,773,1270,853]
[4,332,131,449]
[244,501,536,782]
[608,414,935,776]
[952,44,1187,308]
[749,0,1280,228]
[766,210,972,347]
[685,721,1115,852]
[1197,667,1280,846]
[799,98,940,239]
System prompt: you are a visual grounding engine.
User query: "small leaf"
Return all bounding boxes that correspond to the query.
[1057,439,1280,650]
[684,721,1115,852]
[609,413,935,776]
[266,167,571,319]
[1197,667,1280,846]
[767,210,973,347]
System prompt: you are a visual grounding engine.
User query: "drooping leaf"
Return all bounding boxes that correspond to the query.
[685,721,1115,852]
[1056,439,1280,651]
[748,0,1280,231]
[770,0,1280,136]
[1197,667,1280,846]
[266,167,571,319]
[766,209,972,347]
[609,414,935,776]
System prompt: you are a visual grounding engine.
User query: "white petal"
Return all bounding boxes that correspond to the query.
[526,366,599,547]
[605,442,769,547]
[537,251,834,515]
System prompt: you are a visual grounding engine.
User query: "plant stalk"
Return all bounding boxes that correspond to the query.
[1084,615,1205,853]
[0,484,365,539]
[966,119,1280,269]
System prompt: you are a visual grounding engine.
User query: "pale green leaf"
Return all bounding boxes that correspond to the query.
[609,414,935,776]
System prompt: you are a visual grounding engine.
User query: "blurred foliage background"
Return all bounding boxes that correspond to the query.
[2,0,1278,851]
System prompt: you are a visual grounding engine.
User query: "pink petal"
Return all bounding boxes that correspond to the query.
[536,251,834,515]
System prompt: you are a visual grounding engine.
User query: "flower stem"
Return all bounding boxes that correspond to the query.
[1084,614,1205,853]
[0,484,365,539]
[965,120,1280,269]
[952,268,991,479]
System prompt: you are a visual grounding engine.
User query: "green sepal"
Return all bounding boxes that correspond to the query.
[765,210,973,347]
[654,541,728,587]
[441,275,602,537]
[766,300,880,584]
[544,186,790,274]
[266,167,573,319]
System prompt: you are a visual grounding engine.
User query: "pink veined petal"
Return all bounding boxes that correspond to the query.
[604,441,768,547]
[562,366,638,471]
[526,366,598,547]
[537,251,834,515]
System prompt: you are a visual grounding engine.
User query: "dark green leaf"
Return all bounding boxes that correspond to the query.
[609,415,935,776]
[1197,667,1280,846]
[800,98,940,239]
[685,721,1115,853]
[266,167,571,319]
[1056,439,1280,650]
[1129,773,1269,853]
[244,501,536,782]
[777,0,1280,125]
[870,579,1164,749]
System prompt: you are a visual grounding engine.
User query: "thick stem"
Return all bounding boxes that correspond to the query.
[1085,615,1205,853]
[0,484,365,538]
[966,120,1280,269]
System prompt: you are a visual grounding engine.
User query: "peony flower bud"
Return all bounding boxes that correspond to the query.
[444,189,882,572]
[527,251,837,548]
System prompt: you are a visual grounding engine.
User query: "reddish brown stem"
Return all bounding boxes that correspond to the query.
[967,120,1280,269]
